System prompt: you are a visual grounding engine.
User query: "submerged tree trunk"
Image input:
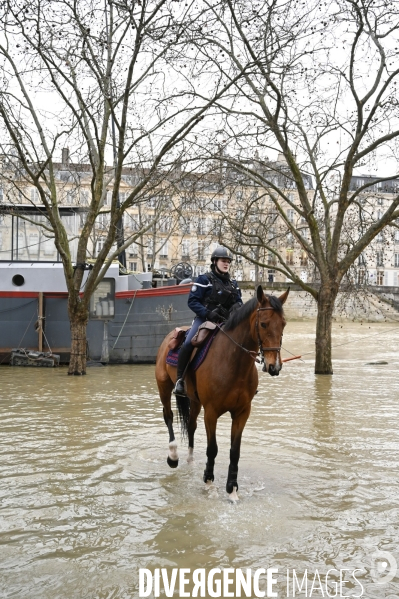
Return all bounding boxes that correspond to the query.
[315,282,339,375]
[68,302,89,375]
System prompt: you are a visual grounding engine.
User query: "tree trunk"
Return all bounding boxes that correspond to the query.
[315,282,338,375]
[68,303,89,375]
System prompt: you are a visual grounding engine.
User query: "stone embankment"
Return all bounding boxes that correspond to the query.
[241,285,399,322]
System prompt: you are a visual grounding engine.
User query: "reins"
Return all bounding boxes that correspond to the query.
[216,323,261,363]
[216,306,282,366]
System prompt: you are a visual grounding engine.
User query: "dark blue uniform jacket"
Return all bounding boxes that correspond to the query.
[188,273,243,320]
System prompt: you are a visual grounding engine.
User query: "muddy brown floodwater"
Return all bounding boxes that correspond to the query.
[1,321,399,599]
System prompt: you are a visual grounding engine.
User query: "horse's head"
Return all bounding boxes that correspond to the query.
[254,285,289,376]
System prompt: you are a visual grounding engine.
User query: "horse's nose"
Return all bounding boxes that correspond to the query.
[268,364,280,376]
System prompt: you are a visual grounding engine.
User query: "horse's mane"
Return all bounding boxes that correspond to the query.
[224,294,283,332]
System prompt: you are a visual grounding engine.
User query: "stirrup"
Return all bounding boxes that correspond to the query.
[173,378,186,396]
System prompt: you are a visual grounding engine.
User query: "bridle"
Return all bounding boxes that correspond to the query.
[216,305,282,367]
[255,306,282,371]
[255,306,282,352]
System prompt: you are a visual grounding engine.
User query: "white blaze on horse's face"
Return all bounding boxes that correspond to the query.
[256,286,289,377]
[262,313,286,376]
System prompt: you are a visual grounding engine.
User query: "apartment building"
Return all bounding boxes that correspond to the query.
[347,175,399,287]
[3,152,397,288]
[0,151,318,284]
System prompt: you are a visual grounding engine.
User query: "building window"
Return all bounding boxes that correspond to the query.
[159,217,172,234]
[300,251,308,266]
[180,218,190,234]
[66,189,77,204]
[30,188,39,203]
[286,249,294,265]
[160,240,168,258]
[182,239,190,259]
[128,243,138,258]
[129,261,137,271]
[376,251,384,267]
[96,238,105,257]
[213,198,224,211]
[358,269,366,285]
[197,218,206,235]
[395,253,399,268]
[147,240,154,257]
[147,197,157,208]
[96,213,109,229]
[131,217,139,232]
[197,241,205,261]
[377,271,384,285]
[287,209,294,223]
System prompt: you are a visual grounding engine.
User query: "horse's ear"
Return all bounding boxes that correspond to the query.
[256,285,264,303]
[278,287,290,305]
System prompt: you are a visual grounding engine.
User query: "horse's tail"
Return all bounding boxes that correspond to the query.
[175,394,190,439]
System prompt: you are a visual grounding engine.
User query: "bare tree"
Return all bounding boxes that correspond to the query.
[0,0,235,374]
[189,0,399,373]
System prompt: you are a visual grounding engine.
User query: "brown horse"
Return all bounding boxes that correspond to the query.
[155,285,289,500]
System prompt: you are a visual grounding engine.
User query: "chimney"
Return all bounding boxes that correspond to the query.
[276,152,286,164]
[62,147,70,166]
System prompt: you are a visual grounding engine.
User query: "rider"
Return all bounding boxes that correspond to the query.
[173,246,243,396]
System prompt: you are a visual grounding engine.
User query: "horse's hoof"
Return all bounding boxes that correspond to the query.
[187,448,194,463]
[203,471,214,484]
[228,487,239,502]
[168,441,178,463]
[167,456,179,468]
[226,480,238,494]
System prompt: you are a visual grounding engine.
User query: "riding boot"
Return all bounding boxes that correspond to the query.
[174,343,193,396]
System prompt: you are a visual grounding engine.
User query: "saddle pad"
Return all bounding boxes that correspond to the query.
[166,328,218,372]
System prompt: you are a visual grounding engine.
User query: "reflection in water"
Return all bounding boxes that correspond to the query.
[1,322,399,598]
[312,375,335,444]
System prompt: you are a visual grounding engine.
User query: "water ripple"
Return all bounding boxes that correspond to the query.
[1,322,399,597]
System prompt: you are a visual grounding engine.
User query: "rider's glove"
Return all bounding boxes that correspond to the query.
[206,309,223,323]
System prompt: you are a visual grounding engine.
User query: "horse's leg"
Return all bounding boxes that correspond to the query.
[158,379,179,468]
[203,408,218,484]
[226,405,251,500]
[187,397,201,463]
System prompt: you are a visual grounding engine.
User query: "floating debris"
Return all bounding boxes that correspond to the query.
[365,361,388,365]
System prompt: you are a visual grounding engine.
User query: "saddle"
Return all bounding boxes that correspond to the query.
[168,327,186,350]
[191,321,218,347]
[167,321,218,351]
[166,322,219,372]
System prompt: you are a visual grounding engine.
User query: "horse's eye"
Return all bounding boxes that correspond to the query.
[260,322,267,329]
